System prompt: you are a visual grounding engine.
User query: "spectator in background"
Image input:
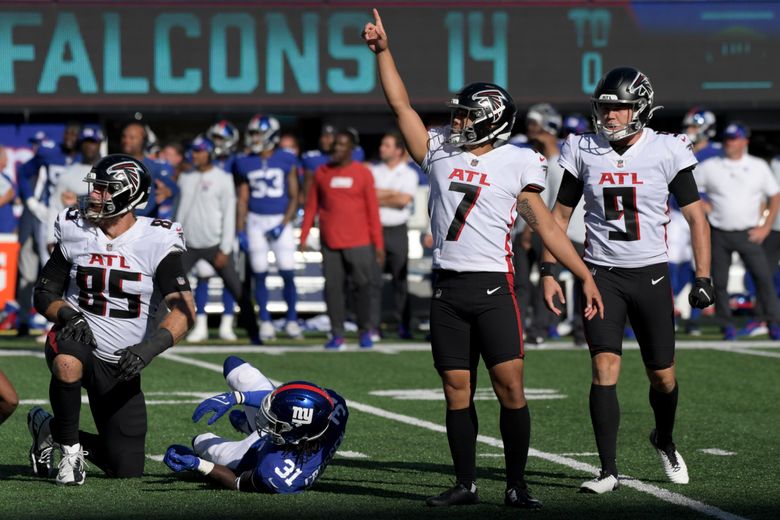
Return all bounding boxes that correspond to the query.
[300,129,384,349]
[279,132,301,157]
[301,124,365,204]
[0,369,18,426]
[696,122,780,340]
[0,145,17,234]
[768,155,780,287]
[46,128,104,248]
[120,122,179,220]
[235,115,302,341]
[176,136,259,344]
[160,142,186,180]
[370,131,419,339]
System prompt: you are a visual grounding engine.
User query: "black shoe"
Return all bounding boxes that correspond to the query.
[425,482,479,507]
[505,484,543,509]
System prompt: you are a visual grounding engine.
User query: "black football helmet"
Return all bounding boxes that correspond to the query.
[81,154,151,220]
[447,82,516,147]
[590,67,662,141]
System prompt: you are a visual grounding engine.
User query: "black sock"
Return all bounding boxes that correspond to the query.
[590,384,619,477]
[649,383,678,448]
[500,405,530,488]
[49,376,82,446]
[446,407,478,485]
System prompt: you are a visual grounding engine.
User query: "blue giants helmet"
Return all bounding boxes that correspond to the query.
[207,120,239,156]
[255,381,335,445]
[246,115,281,154]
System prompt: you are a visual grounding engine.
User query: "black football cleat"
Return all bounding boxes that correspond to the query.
[505,484,543,509]
[425,482,479,507]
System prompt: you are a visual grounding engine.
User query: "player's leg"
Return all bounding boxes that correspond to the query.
[580,264,628,493]
[247,214,275,340]
[193,430,262,470]
[322,244,347,346]
[474,274,542,509]
[0,369,18,425]
[44,331,94,485]
[386,224,411,337]
[189,259,216,342]
[627,262,688,484]
[737,235,780,335]
[270,221,302,338]
[209,243,259,342]
[427,271,480,506]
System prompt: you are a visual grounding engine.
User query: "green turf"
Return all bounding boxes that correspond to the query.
[0,337,778,519]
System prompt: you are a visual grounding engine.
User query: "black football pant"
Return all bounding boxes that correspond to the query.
[45,332,146,478]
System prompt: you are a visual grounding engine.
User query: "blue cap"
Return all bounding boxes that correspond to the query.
[724,122,750,140]
[28,130,48,144]
[190,135,214,153]
[79,127,104,143]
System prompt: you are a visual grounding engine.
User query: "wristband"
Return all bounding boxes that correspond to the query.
[539,262,557,278]
[197,458,215,475]
[233,391,245,405]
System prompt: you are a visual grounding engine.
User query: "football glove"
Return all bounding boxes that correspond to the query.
[116,347,147,381]
[265,224,285,242]
[56,306,97,348]
[688,277,715,309]
[192,391,244,425]
[237,231,249,253]
[163,445,200,472]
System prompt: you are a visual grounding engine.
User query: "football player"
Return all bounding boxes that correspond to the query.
[682,107,722,162]
[164,356,348,494]
[363,9,603,509]
[234,115,302,341]
[541,67,715,493]
[27,154,196,485]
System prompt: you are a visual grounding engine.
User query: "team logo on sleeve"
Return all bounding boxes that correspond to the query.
[106,161,142,192]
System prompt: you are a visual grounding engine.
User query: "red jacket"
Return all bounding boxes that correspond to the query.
[300,161,384,251]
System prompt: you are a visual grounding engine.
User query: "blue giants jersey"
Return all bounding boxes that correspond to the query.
[694,142,722,162]
[234,149,299,215]
[236,390,348,494]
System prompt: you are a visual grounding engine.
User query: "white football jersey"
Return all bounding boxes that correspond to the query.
[559,129,697,268]
[54,208,186,363]
[422,127,547,272]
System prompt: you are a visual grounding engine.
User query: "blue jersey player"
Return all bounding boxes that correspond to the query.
[164,356,348,493]
[235,115,301,341]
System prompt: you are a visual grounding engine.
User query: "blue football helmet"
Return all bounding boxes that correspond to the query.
[207,120,239,157]
[562,113,591,137]
[682,107,716,144]
[526,103,562,137]
[246,115,280,154]
[255,381,334,445]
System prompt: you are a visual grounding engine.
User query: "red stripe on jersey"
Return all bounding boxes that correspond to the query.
[633,187,641,240]
[505,273,525,358]
[48,328,58,354]
[272,383,334,407]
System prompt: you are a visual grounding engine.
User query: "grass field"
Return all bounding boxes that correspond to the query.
[1,333,778,520]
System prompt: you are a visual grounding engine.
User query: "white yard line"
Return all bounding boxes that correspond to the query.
[709,346,780,359]
[160,351,747,520]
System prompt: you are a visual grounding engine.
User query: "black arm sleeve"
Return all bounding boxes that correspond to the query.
[556,170,585,208]
[668,166,700,208]
[33,245,72,315]
[154,252,191,296]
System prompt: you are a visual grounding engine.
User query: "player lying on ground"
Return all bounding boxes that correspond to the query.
[164,356,348,493]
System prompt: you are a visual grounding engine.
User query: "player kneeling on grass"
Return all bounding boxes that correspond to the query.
[164,356,348,493]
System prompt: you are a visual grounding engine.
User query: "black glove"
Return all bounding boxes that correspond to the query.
[688,277,715,309]
[56,306,96,347]
[116,346,148,381]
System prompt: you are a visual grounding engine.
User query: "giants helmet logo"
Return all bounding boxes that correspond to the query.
[471,89,506,123]
[106,161,142,192]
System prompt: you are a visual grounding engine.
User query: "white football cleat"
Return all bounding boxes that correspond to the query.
[259,321,276,341]
[56,444,88,486]
[650,429,689,484]
[218,315,237,341]
[580,471,619,494]
[187,314,209,342]
[284,320,303,339]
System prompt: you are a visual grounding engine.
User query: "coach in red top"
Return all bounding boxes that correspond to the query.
[301,129,385,350]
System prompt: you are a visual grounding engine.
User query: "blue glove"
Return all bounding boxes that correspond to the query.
[237,231,249,253]
[163,444,200,473]
[192,391,242,425]
[265,224,285,242]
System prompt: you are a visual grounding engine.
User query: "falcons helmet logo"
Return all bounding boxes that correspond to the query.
[106,161,142,192]
[471,89,506,123]
[627,72,653,100]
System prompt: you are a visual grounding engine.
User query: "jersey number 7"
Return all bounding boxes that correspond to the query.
[446,182,482,241]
